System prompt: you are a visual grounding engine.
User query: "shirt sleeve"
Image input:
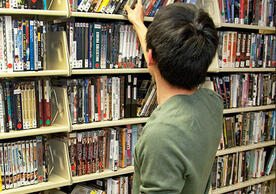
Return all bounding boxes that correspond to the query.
[135,123,188,194]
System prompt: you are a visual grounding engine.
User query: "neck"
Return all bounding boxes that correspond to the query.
[155,74,197,106]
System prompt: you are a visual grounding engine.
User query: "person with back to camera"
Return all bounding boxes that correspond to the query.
[124,1,223,194]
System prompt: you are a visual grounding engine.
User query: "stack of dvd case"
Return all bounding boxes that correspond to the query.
[211,73,276,109]
[0,16,47,73]
[0,136,49,191]
[69,0,198,16]
[0,0,47,10]
[67,22,145,69]
[68,124,143,176]
[218,31,276,68]
[0,79,52,133]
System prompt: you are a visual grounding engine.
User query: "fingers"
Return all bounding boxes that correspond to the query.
[124,4,131,13]
[137,0,142,5]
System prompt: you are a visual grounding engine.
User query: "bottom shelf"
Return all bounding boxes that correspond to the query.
[212,172,275,194]
[72,166,134,184]
[1,174,70,194]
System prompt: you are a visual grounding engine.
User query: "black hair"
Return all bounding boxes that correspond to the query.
[146,3,218,90]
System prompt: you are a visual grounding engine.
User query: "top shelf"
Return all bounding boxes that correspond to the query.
[0,8,68,16]
[70,12,154,22]
[218,23,276,31]
[70,12,275,32]
[71,68,149,75]
[203,0,275,33]
[0,8,273,32]
[218,68,276,73]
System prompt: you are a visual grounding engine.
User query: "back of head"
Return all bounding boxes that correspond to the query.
[146,3,218,90]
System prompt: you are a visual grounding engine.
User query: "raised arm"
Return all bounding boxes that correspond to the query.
[124,0,149,65]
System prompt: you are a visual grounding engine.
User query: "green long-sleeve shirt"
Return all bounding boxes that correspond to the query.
[133,88,223,194]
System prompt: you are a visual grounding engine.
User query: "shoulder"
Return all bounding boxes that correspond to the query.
[136,121,186,161]
[143,121,183,137]
[139,119,193,151]
[198,88,224,114]
[199,88,223,103]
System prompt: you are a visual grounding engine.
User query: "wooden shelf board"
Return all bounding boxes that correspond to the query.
[71,12,154,22]
[72,166,134,184]
[143,17,154,22]
[0,125,69,140]
[223,105,276,114]
[257,26,276,31]
[219,68,276,72]
[72,68,149,74]
[0,70,69,78]
[219,23,276,31]
[0,9,67,16]
[72,105,276,130]
[208,68,220,73]
[212,172,275,194]
[0,174,70,194]
[72,67,273,74]
[216,140,275,156]
[72,117,149,131]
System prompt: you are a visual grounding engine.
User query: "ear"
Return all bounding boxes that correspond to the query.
[148,49,155,67]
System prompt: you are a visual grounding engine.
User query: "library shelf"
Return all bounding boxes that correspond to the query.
[0,31,70,78]
[70,12,154,22]
[211,172,275,194]
[223,105,276,114]
[216,140,276,156]
[0,174,70,194]
[0,70,70,78]
[72,117,149,131]
[72,166,134,184]
[71,68,149,75]
[0,125,69,140]
[218,23,276,32]
[71,65,253,74]
[71,104,276,131]
[0,9,68,16]
[219,68,276,73]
